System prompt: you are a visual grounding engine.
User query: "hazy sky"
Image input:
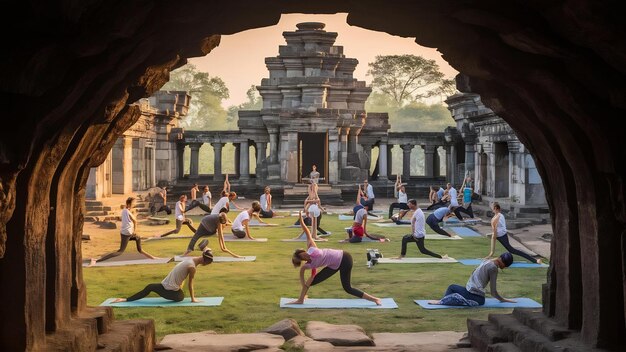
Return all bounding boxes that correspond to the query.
[189,13,458,107]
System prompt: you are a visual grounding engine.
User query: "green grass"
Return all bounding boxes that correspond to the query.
[84,212,547,340]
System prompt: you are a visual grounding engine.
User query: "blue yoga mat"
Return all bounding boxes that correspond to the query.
[280,297,398,309]
[100,297,224,307]
[449,227,482,237]
[415,297,542,309]
[458,259,548,268]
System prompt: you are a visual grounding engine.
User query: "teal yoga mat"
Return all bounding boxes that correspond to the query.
[458,259,547,268]
[449,227,482,237]
[280,297,397,309]
[414,297,541,309]
[100,297,224,307]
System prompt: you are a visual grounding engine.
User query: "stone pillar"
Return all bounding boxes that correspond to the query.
[339,128,349,169]
[239,140,250,182]
[256,142,267,183]
[401,144,414,179]
[212,143,224,181]
[445,145,452,181]
[449,144,457,185]
[269,131,278,163]
[176,144,185,179]
[465,142,476,179]
[328,130,340,183]
[508,141,525,205]
[122,136,133,193]
[234,143,240,177]
[387,144,393,179]
[347,130,358,154]
[189,143,201,179]
[433,146,441,177]
[423,145,436,178]
[361,144,372,171]
[378,142,388,181]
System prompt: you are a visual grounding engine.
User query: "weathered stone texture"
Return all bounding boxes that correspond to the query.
[0,1,625,351]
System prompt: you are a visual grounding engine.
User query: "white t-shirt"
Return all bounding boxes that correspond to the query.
[232,211,250,231]
[211,197,230,215]
[308,204,321,218]
[354,208,367,224]
[398,190,408,204]
[411,208,426,239]
[495,214,507,237]
[202,191,211,205]
[120,208,134,235]
[175,201,184,220]
[260,193,269,211]
[161,259,193,291]
[366,184,375,199]
[449,187,459,206]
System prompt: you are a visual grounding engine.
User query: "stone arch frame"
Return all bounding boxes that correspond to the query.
[0,1,624,350]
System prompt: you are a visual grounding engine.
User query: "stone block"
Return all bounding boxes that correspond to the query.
[305,321,374,346]
[96,221,117,229]
[512,308,573,341]
[487,342,522,352]
[261,318,304,340]
[159,332,284,351]
[96,319,155,352]
[372,331,465,350]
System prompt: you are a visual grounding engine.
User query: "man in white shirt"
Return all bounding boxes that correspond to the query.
[359,179,375,211]
[158,195,197,238]
[396,199,445,259]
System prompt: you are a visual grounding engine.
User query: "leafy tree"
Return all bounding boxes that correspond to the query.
[367,55,453,106]
[226,85,263,124]
[161,63,232,130]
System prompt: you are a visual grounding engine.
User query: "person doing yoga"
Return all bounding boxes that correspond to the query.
[157,195,197,238]
[395,199,447,259]
[428,252,516,306]
[231,201,262,240]
[259,186,274,218]
[180,212,241,258]
[425,205,456,237]
[342,203,388,243]
[89,197,157,266]
[487,202,542,264]
[288,212,381,305]
[111,249,214,304]
[389,174,410,219]
[222,174,243,210]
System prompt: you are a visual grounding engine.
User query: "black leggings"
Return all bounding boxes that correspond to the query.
[310,252,364,298]
[186,200,211,213]
[497,234,537,263]
[126,283,184,302]
[388,202,409,218]
[295,214,328,235]
[426,214,452,237]
[426,201,447,211]
[97,234,142,262]
[454,204,474,220]
[161,219,196,237]
[400,235,441,258]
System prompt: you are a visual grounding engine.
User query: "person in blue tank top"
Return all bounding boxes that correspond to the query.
[425,205,456,237]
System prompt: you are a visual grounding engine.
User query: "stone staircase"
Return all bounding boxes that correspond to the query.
[281,183,344,208]
[467,308,598,351]
[84,198,152,223]
[44,306,154,351]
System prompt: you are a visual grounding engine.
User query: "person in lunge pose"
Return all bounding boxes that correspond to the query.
[395,199,447,259]
[89,197,157,265]
[487,202,542,264]
[110,249,214,304]
[157,195,197,238]
[148,186,171,216]
[425,205,456,237]
[428,252,516,306]
[288,212,381,305]
[389,174,410,219]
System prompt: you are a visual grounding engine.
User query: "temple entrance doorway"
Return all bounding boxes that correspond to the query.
[298,132,328,183]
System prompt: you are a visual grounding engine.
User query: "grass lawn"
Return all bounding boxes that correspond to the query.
[84,211,547,340]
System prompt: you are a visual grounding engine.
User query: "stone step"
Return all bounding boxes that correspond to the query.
[511,308,573,341]
[85,200,104,207]
[467,319,508,352]
[79,306,114,334]
[486,342,522,352]
[44,317,99,352]
[86,205,104,212]
[516,207,550,214]
[96,319,155,352]
[85,211,108,217]
[488,314,558,351]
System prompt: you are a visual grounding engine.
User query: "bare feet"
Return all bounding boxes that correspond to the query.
[427,300,441,305]
[111,298,127,303]
[87,258,97,267]
[442,254,449,259]
[536,258,543,264]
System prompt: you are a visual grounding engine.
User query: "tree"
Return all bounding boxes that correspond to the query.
[161,63,232,130]
[226,85,263,124]
[367,55,452,106]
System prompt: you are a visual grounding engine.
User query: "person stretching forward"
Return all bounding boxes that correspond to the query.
[289,212,381,305]
[231,201,262,240]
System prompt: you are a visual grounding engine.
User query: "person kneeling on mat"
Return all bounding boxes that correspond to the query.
[288,211,381,305]
[231,201,262,240]
[181,212,241,258]
[111,248,214,304]
[428,252,516,307]
[342,204,388,243]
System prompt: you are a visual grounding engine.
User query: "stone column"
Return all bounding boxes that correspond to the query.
[465,142,477,179]
[378,142,388,181]
[361,144,372,171]
[176,144,185,179]
[433,146,441,177]
[256,142,267,183]
[347,129,358,154]
[122,136,133,193]
[212,143,224,181]
[189,143,201,179]
[328,130,340,183]
[239,140,250,182]
[445,145,452,181]
[449,144,457,185]
[401,144,414,179]
[339,128,349,169]
[268,130,278,163]
[423,145,436,178]
[387,144,393,179]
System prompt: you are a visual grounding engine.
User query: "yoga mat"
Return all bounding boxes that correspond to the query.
[248,221,278,227]
[83,252,172,267]
[281,237,328,242]
[280,297,398,309]
[458,259,548,268]
[144,235,193,242]
[449,227,482,237]
[338,234,461,242]
[373,222,410,227]
[174,255,256,262]
[377,257,458,264]
[443,218,482,226]
[100,297,224,307]
[338,214,354,221]
[222,234,268,242]
[414,297,542,309]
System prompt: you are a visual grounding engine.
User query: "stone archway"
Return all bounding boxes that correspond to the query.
[1,1,624,350]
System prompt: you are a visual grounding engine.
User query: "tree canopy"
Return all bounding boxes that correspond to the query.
[367,54,455,107]
[161,64,234,130]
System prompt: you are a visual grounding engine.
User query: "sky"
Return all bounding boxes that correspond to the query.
[189,13,458,107]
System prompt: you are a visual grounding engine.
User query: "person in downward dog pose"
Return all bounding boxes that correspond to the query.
[428,252,516,306]
[289,212,381,305]
[111,248,214,304]
[395,199,447,259]
[487,202,542,264]
[180,212,241,258]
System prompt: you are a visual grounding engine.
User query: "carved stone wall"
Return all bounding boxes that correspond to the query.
[0,1,624,350]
